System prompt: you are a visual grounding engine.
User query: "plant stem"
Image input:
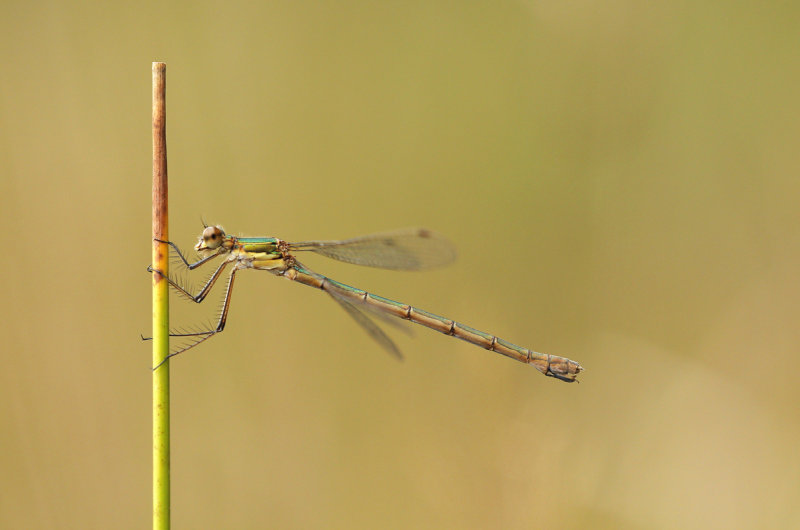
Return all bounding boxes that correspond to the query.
[152,61,170,530]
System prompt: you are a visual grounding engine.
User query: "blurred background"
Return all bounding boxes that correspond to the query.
[1,1,798,528]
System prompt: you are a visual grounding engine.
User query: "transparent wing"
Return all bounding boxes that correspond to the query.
[326,287,405,360]
[289,228,457,270]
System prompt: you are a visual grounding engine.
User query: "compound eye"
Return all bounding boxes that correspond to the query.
[202,226,225,249]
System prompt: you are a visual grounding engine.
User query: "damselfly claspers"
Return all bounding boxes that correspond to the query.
[148,225,583,381]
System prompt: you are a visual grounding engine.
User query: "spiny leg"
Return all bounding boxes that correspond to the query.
[146,244,235,367]
[148,257,231,303]
[154,238,225,269]
[152,266,240,370]
[143,258,230,343]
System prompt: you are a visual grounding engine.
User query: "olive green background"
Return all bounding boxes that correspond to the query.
[1,2,798,528]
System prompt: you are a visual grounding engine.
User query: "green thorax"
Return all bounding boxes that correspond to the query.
[235,237,280,254]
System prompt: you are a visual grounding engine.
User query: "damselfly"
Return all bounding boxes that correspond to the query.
[148,226,583,381]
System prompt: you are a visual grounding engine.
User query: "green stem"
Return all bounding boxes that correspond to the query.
[152,61,170,530]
